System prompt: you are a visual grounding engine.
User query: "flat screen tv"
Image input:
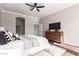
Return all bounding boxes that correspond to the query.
[49,22,61,30]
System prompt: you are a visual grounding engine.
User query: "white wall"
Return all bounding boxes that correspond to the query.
[1,9,39,35]
[0,12,1,26]
[40,4,79,47]
[1,10,16,33]
[25,15,39,35]
[0,7,1,26]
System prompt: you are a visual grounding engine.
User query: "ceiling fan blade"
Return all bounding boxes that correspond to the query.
[37,6,45,8]
[35,3,37,6]
[31,7,35,11]
[26,3,34,7]
[36,8,40,12]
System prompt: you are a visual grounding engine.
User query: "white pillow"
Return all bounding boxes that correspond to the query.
[19,35,32,49]
[7,31,13,36]
[27,34,39,38]
[27,34,50,47]
[31,37,39,47]
[24,35,39,47]
[0,27,5,31]
[5,31,13,41]
[37,37,50,47]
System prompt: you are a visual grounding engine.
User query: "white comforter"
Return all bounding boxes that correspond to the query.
[0,35,65,56]
[23,34,65,56]
[0,40,24,56]
[0,34,50,56]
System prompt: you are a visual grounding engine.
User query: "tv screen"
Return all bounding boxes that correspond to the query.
[49,22,61,30]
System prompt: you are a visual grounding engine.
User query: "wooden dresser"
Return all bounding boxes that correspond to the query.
[45,31,63,43]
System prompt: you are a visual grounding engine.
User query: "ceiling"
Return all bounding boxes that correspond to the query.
[0,3,76,18]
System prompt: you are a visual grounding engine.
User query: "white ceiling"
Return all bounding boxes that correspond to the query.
[0,3,76,18]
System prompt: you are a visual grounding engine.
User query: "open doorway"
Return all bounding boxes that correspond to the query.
[16,17,25,35]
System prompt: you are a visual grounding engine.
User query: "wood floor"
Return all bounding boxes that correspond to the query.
[62,52,75,56]
[50,42,79,56]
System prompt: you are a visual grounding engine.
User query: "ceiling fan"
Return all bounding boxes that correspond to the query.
[25,3,45,12]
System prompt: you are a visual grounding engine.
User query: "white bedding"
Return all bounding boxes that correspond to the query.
[22,34,64,56]
[21,34,51,56]
[26,34,50,48]
[0,34,65,56]
[0,40,24,56]
[23,47,46,56]
[31,50,52,56]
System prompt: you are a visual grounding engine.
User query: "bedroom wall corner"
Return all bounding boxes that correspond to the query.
[39,4,79,47]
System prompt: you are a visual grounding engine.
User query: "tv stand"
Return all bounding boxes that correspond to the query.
[45,31,64,43]
[55,29,59,32]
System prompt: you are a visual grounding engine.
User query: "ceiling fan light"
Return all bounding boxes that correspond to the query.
[34,8,37,11]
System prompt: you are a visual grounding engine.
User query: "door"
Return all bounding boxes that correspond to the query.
[16,17,25,35]
[34,24,43,36]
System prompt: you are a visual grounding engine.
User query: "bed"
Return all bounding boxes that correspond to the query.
[0,34,66,56]
[0,27,66,56]
[21,34,66,56]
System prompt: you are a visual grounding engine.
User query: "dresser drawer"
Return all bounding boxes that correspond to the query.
[45,31,63,43]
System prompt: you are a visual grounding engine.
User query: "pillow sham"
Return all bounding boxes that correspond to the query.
[27,34,50,47]
[32,38,39,47]
[19,35,32,49]
[0,27,5,31]
[24,35,39,47]
[7,31,20,41]
[5,31,13,41]
[0,31,10,45]
[0,31,8,45]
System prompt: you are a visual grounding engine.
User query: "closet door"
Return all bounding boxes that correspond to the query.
[39,24,43,36]
[34,24,43,36]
